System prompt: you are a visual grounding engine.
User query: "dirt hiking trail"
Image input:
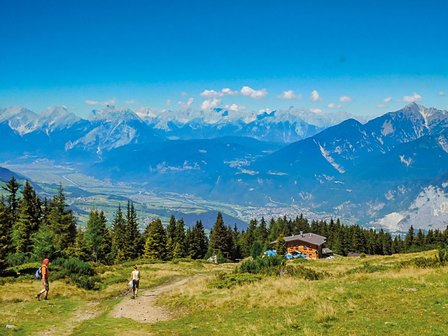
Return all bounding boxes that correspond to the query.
[110,277,191,323]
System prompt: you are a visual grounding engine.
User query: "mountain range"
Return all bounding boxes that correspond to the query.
[1,103,447,232]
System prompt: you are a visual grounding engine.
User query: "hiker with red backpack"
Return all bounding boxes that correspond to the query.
[35,258,50,301]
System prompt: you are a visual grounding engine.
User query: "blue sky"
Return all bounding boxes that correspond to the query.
[0,0,447,117]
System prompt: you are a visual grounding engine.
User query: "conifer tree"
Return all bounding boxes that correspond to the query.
[242,219,257,257]
[255,217,268,245]
[32,225,57,261]
[165,215,177,260]
[250,240,263,258]
[188,220,208,259]
[124,201,142,260]
[111,205,126,263]
[0,197,11,270]
[275,235,287,255]
[11,181,42,253]
[73,228,89,261]
[415,229,425,247]
[172,218,186,259]
[2,176,20,225]
[144,219,167,260]
[405,225,414,250]
[46,185,77,255]
[85,210,111,263]
[209,212,232,258]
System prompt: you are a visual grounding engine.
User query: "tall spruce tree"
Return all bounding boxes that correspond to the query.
[144,219,167,260]
[111,205,126,263]
[73,228,89,261]
[46,185,77,255]
[11,181,42,253]
[85,210,111,263]
[165,215,177,260]
[32,224,57,261]
[124,201,142,260]
[188,220,208,259]
[2,176,20,225]
[209,212,232,258]
[172,218,187,258]
[0,197,11,270]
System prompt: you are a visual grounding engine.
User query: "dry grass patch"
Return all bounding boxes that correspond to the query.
[315,300,337,323]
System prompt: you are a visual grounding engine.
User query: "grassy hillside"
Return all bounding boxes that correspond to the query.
[1,252,447,335]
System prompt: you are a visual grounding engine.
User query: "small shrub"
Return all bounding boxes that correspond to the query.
[436,245,448,264]
[288,265,326,280]
[210,272,262,289]
[51,258,100,290]
[412,257,439,268]
[63,258,95,277]
[236,255,285,275]
[360,253,366,259]
[346,262,388,275]
[71,274,100,290]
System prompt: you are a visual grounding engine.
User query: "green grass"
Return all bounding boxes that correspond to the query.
[1,252,448,335]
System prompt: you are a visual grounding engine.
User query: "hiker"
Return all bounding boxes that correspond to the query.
[130,265,140,299]
[36,258,50,301]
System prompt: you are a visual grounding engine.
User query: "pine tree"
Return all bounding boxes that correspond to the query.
[250,240,263,258]
[188,220,208,259]
[124,201,142,260]
[165,215,177,260]
[242,219,257,257]
[415,229,425,247]
[144,219,167,260]
[2,176,20,225]
[405,225,415,250]
[32,225,57,261]
[111,205,126,263]
[11,181,42,254]
[255,217,268,244]
[172,218,186,259]
[85,210,111,263]
[73,228,89,261]
[46,185,77,256]
[0,197,11,270]
[275,235,287,255]
[209,212,232,258]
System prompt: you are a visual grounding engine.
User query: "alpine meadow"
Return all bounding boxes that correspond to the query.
[1,1,448,335]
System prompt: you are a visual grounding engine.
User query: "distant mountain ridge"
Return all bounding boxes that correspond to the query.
[0,103,447,232]
[0,105,364,156]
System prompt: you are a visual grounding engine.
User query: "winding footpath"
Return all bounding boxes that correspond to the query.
[110,277,190,323]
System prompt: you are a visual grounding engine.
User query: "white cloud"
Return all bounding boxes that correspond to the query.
[221,88,239,96]
[403,92,422,103]
[383,97,393,103]
[200,98,221,110]
[339,96,352,102]
[201,88,238,98]
[310,90,321,102]
[125,99,137,105]
[327,103,342,109]
[310,108,323,114]
[377,103,387,109]
[178,97,194,109]
[224,104,244,112]
[85,98,116,106]
[438,91,446,96]
[240,86,268,99]
[279,90,299,100]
